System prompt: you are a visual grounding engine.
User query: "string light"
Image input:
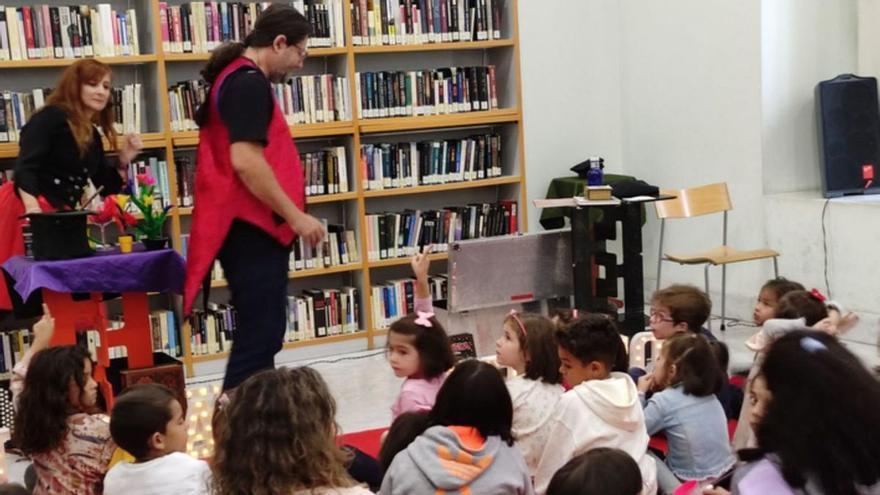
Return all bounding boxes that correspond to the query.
[629,331,658,367]
[0,427,10,483]
[183,381,223,459]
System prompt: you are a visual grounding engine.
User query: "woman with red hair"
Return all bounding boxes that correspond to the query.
[0,59,142,311]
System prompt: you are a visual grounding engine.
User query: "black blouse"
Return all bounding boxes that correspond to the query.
[14,105,124,210]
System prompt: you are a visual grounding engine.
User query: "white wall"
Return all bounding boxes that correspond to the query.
[516,0,868,319]
[616,0,769,317]
[518,0,623,229]
[859,0,880,77]
[761,0,858,195]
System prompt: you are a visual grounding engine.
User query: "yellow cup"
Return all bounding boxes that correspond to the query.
[118,235,133,253]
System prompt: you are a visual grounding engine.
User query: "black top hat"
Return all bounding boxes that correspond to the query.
[21,211,93,260]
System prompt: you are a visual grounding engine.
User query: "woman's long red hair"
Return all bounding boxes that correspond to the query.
[44,59,118,155]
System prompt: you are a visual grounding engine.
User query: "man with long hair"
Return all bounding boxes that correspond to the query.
[183,5,325,392]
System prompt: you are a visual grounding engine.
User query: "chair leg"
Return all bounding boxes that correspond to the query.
[656,220,665,291]
[704,264,711,332]
[720,263,727,332]
[773,257,779,278]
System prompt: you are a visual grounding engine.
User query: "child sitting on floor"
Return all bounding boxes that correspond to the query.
[104,383,211,494]
[534,315,657,495]
[380,359,534,495]
[386,250,455,420]
[637,333,734,492]
[546,448,643,495]
[495,310,564,474]
[12,306,117,495]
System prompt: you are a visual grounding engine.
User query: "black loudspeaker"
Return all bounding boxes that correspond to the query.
[816,74,880,198]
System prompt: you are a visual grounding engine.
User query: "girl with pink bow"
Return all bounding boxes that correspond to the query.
[386,250,455,420]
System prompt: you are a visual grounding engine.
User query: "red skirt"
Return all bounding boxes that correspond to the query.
[0,182,25,311]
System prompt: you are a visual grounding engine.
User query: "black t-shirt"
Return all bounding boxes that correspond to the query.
[14,105,124,209]
[218,66,274,145]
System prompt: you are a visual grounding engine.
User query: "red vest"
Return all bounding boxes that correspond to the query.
[183,57,305,314]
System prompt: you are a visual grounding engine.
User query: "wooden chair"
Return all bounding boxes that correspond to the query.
[654,183,779,331]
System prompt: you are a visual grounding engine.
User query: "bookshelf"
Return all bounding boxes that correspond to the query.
[0,0,528,378]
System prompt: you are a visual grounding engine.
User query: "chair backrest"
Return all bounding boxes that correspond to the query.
[654,182,732,219]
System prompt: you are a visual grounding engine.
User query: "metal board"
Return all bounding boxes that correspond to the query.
[448,229,573,312]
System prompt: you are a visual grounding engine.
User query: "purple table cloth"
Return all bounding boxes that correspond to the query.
[2,248,186,300]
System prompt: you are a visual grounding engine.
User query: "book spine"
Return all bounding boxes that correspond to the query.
[0,10,9,61]
[159,2,169,52]
[21,7,35,59]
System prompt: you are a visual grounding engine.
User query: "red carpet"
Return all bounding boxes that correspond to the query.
[338,427,388,459]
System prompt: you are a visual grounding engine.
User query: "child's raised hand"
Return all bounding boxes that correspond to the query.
[33,303,56,349]
[410,245,433,280]
[637,373,654,394]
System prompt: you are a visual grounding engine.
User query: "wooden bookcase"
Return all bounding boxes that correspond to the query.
[0,0,528,377]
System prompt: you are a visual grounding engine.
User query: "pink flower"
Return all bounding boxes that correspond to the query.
[136,173,157,187]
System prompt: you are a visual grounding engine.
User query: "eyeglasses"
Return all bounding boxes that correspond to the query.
[649,310,674,323]
[294,43,309,58]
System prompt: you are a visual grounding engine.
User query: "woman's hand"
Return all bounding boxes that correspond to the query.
[20,190,42,214]
[118,133,143,165]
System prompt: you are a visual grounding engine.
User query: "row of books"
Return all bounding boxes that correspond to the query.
[0,84,142,143]
[188,289,361,355]
[125,157,173,209]
[361,132,503,190]
[355,65,498,119]
[304,146,350,196]
[287,287,361,341]
[0,4,140,61]
[0,329,30,377]
[175,156,195,208]
[275,75,352,124]
[147,310,182,358]
[159,1,345,54]
[365,200,517,260]
[207,222,360,282]
[85,314,182,360]
[370,275,447,328]
[351,0,503,46]
[290,223,360,271]
[168,74,351,131]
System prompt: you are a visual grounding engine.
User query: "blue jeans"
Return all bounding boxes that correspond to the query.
[218,220,290,391]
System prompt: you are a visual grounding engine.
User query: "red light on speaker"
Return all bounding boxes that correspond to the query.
[863,164,875,180]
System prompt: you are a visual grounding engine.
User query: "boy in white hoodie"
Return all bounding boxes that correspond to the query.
[534,315,657,495]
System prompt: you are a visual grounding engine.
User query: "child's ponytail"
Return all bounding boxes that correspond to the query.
[663,334,722,397]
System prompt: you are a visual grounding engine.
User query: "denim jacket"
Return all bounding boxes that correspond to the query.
[640,384,735,480]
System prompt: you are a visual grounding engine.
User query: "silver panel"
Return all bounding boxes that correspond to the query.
[448,229,573,312]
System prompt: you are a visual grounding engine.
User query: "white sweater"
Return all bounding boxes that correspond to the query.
[104,452,211,495]
[507,376,565,475]
[533,372,658,495]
